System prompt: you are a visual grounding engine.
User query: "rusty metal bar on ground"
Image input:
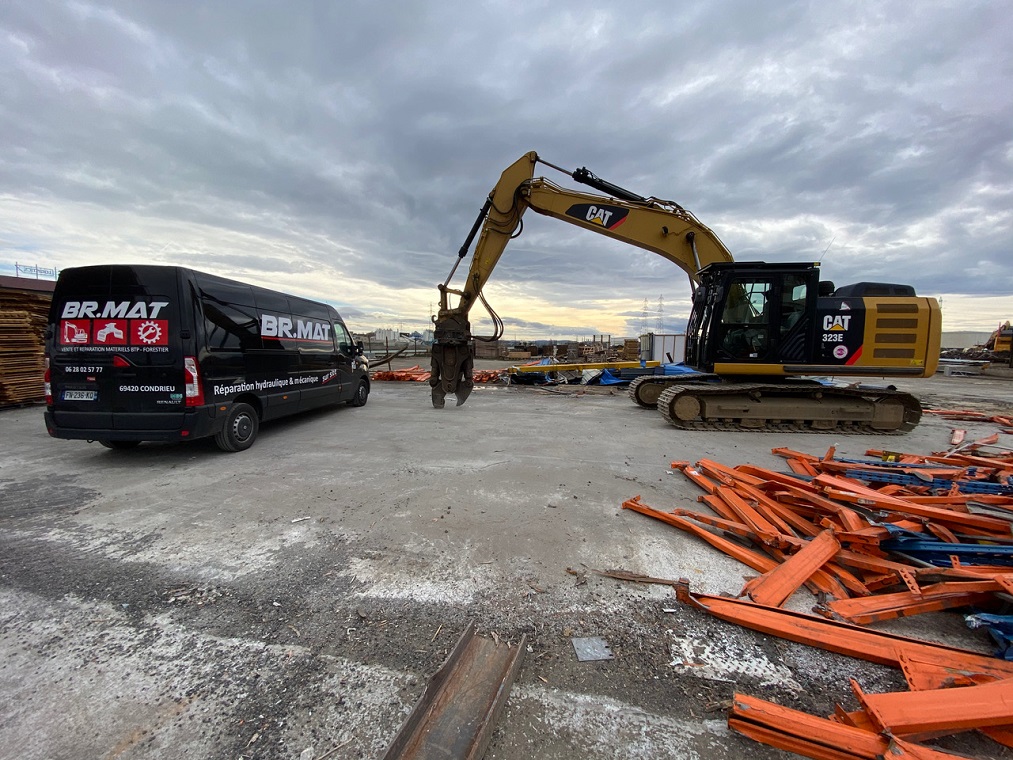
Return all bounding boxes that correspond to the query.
[379,621,526,760]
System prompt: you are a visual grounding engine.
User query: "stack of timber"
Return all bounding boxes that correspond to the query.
[0,288,51,406]
[0,309,46,406]
[620,440,1013,758]
[620,338,640,360]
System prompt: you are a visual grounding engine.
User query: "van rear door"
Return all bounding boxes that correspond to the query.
[49,266,185,432]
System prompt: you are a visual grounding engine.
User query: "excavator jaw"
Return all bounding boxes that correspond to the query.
[430,315,474,408]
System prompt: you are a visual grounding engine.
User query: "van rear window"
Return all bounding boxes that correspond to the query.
[50,266,181,366]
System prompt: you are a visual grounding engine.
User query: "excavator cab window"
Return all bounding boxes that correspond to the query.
[710,271,814,365]
[718,280,772,360]
[778,274,810,362]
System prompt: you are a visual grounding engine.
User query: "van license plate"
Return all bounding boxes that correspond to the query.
[63,390,98,401]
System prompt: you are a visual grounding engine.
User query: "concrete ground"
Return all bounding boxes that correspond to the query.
[1,363,1012,760]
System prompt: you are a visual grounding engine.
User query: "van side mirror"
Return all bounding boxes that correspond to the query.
[355,341,364,355]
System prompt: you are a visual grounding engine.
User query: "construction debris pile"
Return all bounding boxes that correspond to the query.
[941,320,1012,366]
[621,434,1013,758]
[370,364,506,383]
[0,290,49,406]
[927,408,1013,436]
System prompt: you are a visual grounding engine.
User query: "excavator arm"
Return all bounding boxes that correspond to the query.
[430,151,734,408]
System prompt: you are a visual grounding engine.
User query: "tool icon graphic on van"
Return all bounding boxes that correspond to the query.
[136,321,163,344]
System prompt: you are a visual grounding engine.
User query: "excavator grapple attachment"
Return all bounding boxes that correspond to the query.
[430,343,473,408]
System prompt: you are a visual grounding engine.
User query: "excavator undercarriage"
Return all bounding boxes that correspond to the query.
[629,376,921,433]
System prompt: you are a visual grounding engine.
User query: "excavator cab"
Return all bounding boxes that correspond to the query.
[687,262,821,374]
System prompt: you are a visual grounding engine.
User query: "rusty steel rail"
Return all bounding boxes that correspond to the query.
[380,622,526,760]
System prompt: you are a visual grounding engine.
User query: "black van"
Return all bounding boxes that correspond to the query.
[44,265,369,452]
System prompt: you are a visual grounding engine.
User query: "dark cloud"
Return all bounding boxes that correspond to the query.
[1,0,1010,336]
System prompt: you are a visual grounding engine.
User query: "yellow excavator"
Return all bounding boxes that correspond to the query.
[431,151,941,432]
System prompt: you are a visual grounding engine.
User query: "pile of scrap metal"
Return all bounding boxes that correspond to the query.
[939,320,1012,370]
[621,441,1013,758]
[988,321,1012,354]
[927,408,1013,435]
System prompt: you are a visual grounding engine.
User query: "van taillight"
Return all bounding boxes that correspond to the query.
[44,356,52,405]
[184,357,204,406]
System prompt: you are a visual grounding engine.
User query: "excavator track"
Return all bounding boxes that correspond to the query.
[654,382,922,434]
[628,374,714,408]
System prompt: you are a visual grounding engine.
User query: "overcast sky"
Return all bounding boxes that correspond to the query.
[1,1,1010,338]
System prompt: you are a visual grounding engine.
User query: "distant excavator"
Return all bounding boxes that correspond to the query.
[431,151,941,432]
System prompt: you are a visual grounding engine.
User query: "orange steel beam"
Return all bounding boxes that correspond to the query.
[697,458,766,487]
[728,694,969,760]
[852,676,1013,735]
[786,458,820,476]
[832,549,915,575]
[729,694,887,759]
[926,522,960,543]
[622,498,779,574]
[675,580,1013,680]
[670,508,784,551]
[756,496,824,538]
[729,721,873,760]
[756,546,849,601]
[698,492,740,521]
[747,530,841,607]
[736,464,820,493]
[821,591,996,625]
[731,481,809,537]
[814,474,1012,535]
[898,650,1001,691]
[771,446,821,462]
[713,486,782,544]
[763,481,867,532]
[678,463,721,495]
[672,508,866,598]
[822,561,872,598]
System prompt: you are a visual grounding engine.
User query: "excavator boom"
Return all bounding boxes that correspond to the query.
[431,151,733,407]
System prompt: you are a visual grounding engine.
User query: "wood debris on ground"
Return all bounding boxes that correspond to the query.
[620,436,1013,758]
[370,364,506,383]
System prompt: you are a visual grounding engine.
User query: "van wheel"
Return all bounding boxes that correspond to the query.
[99,440,141,450]
[348,379,369,407]
[215,403,259,452]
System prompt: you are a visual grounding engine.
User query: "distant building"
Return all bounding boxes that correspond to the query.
[941,331,993,349]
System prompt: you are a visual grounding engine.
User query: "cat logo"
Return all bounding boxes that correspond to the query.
[823,315,852,331]
[564,203,629,231]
